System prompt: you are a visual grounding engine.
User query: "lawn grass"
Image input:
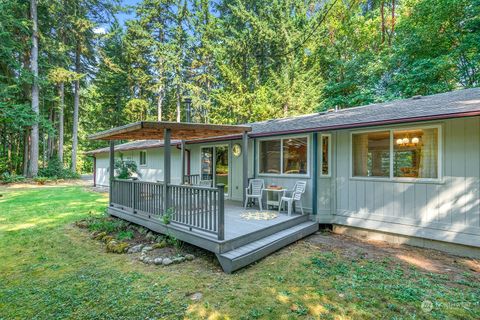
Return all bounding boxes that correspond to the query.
[0,186,479,319]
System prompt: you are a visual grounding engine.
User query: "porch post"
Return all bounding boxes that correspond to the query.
[180,140,185,184]
[163,128,171,212]
[242,131,249,203]
[312,132,318,215]
[109,140,115,206]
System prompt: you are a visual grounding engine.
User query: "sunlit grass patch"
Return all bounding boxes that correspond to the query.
[0,186,479,319]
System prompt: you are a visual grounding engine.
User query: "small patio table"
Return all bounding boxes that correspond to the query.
[263,188,286,210]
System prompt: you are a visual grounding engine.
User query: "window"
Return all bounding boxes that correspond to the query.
[352,126,440,180]
[283,137,308,174]
[321,134,331,176]
[259,136,308,175]
[393,128,438,179]
[352,131,390,177]
[139,151,147,166]
[259,140,281,174]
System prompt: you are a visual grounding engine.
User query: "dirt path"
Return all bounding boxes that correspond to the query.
[306,231,480,279]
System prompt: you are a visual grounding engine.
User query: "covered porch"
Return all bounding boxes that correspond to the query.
[89,121,318,272]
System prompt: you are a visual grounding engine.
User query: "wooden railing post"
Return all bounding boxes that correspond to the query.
[217,184,225,240]
[132,180,136,214]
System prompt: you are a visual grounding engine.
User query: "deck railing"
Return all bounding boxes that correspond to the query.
[110,179,225,240]
[183,174,200,185]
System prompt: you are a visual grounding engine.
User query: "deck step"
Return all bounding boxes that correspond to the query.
[216,221,318,273]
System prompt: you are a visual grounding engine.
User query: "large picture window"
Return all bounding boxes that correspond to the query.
[352,126,440,180]
[259,136,308,175]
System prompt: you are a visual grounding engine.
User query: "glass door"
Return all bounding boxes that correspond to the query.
[200,145,229,196]
[215,145,229,195]
[201,147,214,181]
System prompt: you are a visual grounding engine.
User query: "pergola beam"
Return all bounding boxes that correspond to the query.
[89,121,251,141]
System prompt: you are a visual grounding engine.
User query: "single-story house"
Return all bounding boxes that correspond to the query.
[87,88,480,271]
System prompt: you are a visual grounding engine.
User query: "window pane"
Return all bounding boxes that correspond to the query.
[352,131,390,177]
[140,151,146,165]
[394,128,438,178]
[259,140,281,174]
[283,137,308,174]
[321,136,330,175]
[201,147,213,180]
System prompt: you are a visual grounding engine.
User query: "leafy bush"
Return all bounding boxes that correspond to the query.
[87,217,128,233]
[0,172,26,184]
[38,156,80,179]
[114,158,138,179]
[117,230,134,240]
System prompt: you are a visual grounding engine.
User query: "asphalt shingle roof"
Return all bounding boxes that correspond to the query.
[248,87,480,136]
[87,88,480,155]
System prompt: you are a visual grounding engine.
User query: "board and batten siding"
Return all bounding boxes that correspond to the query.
[94,148,182,186]
[332,117,480,248]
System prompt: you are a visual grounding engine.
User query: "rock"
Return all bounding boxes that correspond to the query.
[142,246,153,253]
[162,258,173,266]
[172,257,185,264]
[106,240,130,254]
[153,258,163,265]
[128,244,144,254]
[189,292,203,301]
[185,254,195,261]
[143,257,154,264]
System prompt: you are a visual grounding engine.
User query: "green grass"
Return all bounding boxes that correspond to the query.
[0,186,479,319]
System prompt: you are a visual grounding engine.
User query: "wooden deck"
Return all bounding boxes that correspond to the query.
[108,199,318,273]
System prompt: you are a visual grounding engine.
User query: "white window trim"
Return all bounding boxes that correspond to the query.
[257,134,310,178]
[139,150,147,167]
[320,134,332,177]
[349,124,443,183]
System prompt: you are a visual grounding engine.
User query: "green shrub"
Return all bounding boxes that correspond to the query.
[114,158,138,179]
[38,156,80,179]
[117,230,134,240]
[88,218,126,233]
[0,172,26,184]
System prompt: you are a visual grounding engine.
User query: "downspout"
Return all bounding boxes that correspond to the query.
[93,155,96,187]
[312,133,318,215]
[176,144,191,175]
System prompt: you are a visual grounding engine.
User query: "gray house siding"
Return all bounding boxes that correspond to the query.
[94,148,182,186]
[92,115,480,249]
[330,117,480,248]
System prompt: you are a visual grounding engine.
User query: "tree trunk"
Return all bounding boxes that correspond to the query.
[28,0,39,178]
[71,44,80,173]
[157,85,164,121]
[390,0,395,45]
[380,0,385,44]
[58,82,64,163]
[176,84,181,122]
[23,130,30,175]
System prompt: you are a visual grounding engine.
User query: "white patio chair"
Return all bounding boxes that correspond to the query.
[279,181,307,216]
[244,179,264,210]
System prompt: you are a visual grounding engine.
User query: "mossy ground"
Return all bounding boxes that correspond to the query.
[0,185,479,319]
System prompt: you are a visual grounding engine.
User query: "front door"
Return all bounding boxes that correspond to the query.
[201,145,230,197]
